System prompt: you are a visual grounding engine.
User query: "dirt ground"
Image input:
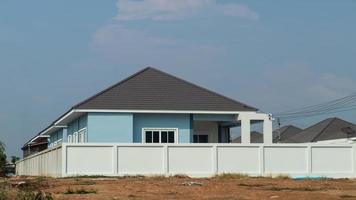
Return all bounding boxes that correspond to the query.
[2,175,356,200]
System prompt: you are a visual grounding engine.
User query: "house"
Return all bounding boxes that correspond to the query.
[21,67,274,151]
[17,68,356,179]
[21,135,48,158]
[272,125,302,143]
[286,117,356,143]
[232,131,263,143]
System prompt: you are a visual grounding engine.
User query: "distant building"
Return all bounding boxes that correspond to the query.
[273,125,302,143]
[21,136,48,158]
[286,117,356,143]
[232,131,263,143]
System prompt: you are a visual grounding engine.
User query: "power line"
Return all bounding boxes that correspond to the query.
[273,92,356,125]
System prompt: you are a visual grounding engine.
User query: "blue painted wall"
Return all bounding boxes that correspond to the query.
[48,128,63,147]
[67,114,88,139]
[133,113,192,143]
[87,113,133,143]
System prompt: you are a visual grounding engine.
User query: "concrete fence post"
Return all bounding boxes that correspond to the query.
[113,144,118,175]
[163,145,169,176]
[307,145,312,176]
[259,145,265,176]
[212,144,218,175]
[61,143,67,177]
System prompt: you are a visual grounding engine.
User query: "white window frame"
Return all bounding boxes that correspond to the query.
[142,128,179,144]
[77,128,87,143]
[67,135,73,143]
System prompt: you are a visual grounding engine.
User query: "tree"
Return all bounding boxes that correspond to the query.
[11,156,20,164]
[0,141,6,176]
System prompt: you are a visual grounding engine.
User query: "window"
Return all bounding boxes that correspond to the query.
[67,135,73,143]
[143,129,178,144]
[193,135,209,143]
[78,128,87,143]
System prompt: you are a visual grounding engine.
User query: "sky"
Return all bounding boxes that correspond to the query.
[0,0,356,157]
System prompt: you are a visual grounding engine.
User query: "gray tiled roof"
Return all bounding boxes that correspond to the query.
[287,118,356,143]
[74,67,257,111]
[232,131,263,143]
[273,125,302,143]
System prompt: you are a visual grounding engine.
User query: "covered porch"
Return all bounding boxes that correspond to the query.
[192,112,273,144]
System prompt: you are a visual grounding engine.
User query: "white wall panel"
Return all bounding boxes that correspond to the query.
[117,146,165,175]
[264,147,308,174]
[168,146,213,175]
[312,147,353,173]
[66,146,114,175]
[217,146,260,173]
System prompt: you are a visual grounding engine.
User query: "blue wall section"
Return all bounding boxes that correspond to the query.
[87,113,133,143]
[67,114,88,138]
[133,113,192,143]
[48,128,63,147]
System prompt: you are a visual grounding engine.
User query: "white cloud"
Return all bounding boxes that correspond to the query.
[90,24,225,67]
[115,0,258,21]
[217,4,258,20]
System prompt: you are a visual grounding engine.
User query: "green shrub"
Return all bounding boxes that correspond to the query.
[16,191,53,200]
[64,187,96,194]
[0,190,8,200]
[215,173,249,179]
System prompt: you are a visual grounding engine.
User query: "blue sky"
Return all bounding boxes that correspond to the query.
[1,0,355,157]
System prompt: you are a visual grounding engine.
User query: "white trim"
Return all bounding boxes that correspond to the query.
[74,109,253,115]
[54,110,75,126]
[142,128,179,144]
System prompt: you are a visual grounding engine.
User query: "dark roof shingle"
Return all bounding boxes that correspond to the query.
[74,67,257,111]
[232,131,263,143]
[273,125,302,143]
[287,118,356,143]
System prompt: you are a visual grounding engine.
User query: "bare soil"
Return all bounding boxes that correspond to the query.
[2,176,356,199]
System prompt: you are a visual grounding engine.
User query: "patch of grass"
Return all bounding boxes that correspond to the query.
[215,173,249,179]
[16,191,53,200]
[146,175,166,180]
[273,174,290,179]
[61,175,107,179]
[78,181,96,186]
[340,194,356,199]
[268,186,321,192]
[0,190,8,200]
[172,174,189,179]
[64,187,97,194]
[238,183,265,187]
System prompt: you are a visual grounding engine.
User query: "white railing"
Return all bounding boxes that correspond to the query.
[17,143,356,178]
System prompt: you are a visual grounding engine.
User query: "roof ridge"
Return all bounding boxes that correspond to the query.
[311,118,337,142]
[73,67,151,109]
[147,67,258,111]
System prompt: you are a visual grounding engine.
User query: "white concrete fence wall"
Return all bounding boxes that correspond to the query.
[16,145,62,177]
[17,143,356,178]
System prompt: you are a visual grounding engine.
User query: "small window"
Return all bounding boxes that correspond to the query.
[153,131,159,143]
[168,131,175,143]
[193,135,209,143]
[161,131,168,143]
[145,131,152,143]
[143,129,177,144]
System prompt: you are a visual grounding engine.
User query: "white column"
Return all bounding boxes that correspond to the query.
[241,118,251,144]
[263,118,273,144]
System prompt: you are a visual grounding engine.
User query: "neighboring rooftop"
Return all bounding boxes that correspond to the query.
[273,125,303,143]
[287,118,356,143]
[74,67,257,112]
[232,131,263,143]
